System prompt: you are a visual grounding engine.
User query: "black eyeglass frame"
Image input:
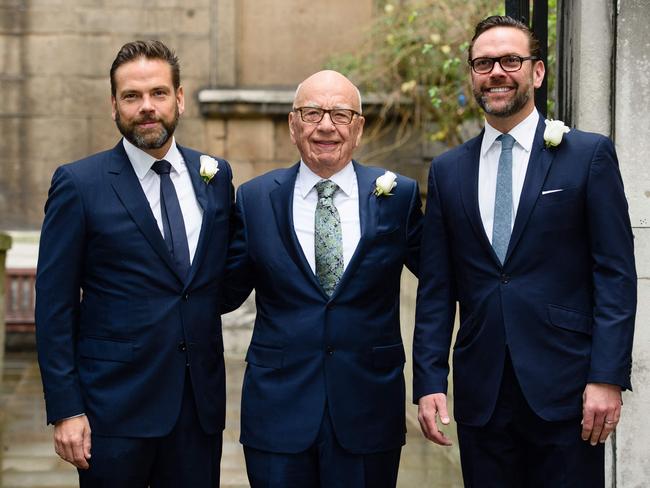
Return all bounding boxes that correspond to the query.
[468,55,539,74]
[293,107,361,125]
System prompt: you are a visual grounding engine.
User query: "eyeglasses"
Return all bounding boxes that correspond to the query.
[293,107,360,125]
[469,55,539,74]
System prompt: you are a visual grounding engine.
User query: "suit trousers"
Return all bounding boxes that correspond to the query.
[78,370,222,488]
[457,350,604,488]
[243,404,402,488]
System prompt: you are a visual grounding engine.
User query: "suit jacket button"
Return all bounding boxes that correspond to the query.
[326,346,334,356]
[183,293,189,301]
[178,341,187,352]
[500,274,510,284]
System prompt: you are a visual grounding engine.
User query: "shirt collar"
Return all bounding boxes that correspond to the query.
[122,137,185,180]
[296,160,356,198]
[480,109,539,156]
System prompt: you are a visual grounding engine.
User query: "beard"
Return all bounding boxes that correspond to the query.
[114,104,179,150]
[473,82,532,118]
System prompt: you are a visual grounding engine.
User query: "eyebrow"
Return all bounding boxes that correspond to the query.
[120,85,171,94]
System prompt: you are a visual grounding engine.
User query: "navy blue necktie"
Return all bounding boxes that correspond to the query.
[151,160,190,279]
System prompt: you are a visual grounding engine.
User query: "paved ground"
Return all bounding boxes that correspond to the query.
[1,351,462,487]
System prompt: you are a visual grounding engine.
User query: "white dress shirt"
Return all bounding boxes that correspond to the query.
[123,138,203,263]
[478,110,539,242]
[292,161,361,273]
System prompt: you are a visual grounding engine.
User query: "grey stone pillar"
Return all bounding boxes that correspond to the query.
[558,1,650,485]
[0,232,13,378]
[612,1,650,486]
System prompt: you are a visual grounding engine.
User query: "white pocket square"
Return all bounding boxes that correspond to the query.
[541,189,564,195]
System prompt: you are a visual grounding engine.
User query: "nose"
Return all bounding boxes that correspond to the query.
[490,60,508,76]
[317,112,336,130]
[139,94,155,112]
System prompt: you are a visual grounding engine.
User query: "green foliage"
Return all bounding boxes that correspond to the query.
[327,0,502,147]
[327,1,558,149]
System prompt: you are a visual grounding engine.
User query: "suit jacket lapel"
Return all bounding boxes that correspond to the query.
[179,146,216,286]
[269,164,325,294]
[330,161,377,299]
[459,133,500,265]
[108,142,183,282]
[506,116,555,261]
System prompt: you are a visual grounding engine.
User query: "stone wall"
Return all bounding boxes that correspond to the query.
[1,0,214,229]
[564,0,650,484]
[0,0,375,229]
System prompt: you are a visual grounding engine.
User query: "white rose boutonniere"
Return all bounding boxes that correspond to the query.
[199,155,219,183]
[544,119,570,148]
[374,170,397,197]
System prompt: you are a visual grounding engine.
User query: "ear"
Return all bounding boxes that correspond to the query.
[111,96,117,121]
[354,116,365,147]
[288,111,297,145]
[533,60,545,89]
[176,86,185,116]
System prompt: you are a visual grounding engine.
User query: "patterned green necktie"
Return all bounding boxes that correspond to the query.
[314,180,343,296]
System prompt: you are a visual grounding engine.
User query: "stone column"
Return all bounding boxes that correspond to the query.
[611,1,650,486]
[559,1,650,485]
[0,232,13,378]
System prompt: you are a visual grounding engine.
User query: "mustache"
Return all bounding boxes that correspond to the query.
[135,114,161,124]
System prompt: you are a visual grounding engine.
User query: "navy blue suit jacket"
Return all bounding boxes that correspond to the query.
[35,141,233,437]
[225,161,423,454]
[414,116,636,426]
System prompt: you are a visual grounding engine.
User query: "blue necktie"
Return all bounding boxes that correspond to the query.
[151,160,190,279]
[492,134,515,264]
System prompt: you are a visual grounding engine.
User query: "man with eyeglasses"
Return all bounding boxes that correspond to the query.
[224,70,423,487]
[414,15,635,487]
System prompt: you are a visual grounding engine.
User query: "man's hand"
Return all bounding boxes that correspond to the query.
[417,393,453,446]
[582,383,622,446]
[54,415,92,469]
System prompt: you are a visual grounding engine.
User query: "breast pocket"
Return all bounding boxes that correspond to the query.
[537,187,579,207]
[375,225,401,238]
[535,188,583,232]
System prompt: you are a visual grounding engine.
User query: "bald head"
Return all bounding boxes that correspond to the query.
[288,70,365,179]
[294,70,362,113]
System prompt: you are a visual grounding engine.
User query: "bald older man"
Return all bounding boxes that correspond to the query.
[224,70,423,487]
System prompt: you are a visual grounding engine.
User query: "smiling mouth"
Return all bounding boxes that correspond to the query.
[485,87,513,93]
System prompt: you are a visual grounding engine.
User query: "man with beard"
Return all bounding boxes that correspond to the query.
[413,16,636,487]
[35,40,232,487]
